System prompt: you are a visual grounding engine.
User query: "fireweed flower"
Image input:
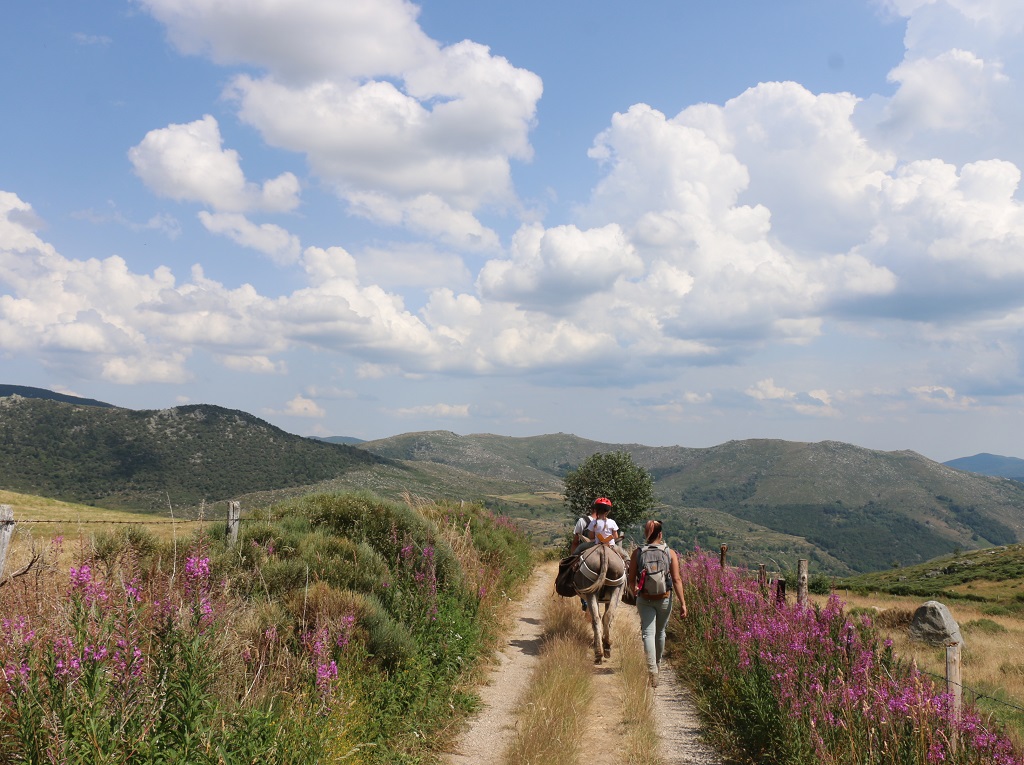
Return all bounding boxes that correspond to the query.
[183,556,215,625]
[316,660,338,695]
[674,551,1023,764]
[69,563,109,606]
[336,615,356,649]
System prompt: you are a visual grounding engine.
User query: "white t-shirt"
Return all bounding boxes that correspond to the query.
[588,517,620,546]
[571,514,592,552]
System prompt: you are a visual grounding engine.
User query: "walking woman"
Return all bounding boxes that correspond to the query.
[627,520,687,688]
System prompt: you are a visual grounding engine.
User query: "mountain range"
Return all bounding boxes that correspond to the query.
[2,385,1023,574]
[943,453,1024,481]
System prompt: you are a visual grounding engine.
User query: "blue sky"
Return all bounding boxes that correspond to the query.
[3,0,1024,462]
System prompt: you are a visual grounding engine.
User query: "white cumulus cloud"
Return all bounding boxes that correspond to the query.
[138,1,541,249]
[129,115,300,213]
[199,212,302,264]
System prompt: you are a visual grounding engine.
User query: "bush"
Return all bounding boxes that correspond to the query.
[963,618,1008,635]
[0,492,533,765]
[808,574,833,595]
[873,607,915,629]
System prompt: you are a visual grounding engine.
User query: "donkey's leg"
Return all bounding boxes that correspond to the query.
[588,593,604,664]
[602,586,622,658]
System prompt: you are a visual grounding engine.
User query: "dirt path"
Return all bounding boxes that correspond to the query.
[443,563,552,764]
[442,562,725,765]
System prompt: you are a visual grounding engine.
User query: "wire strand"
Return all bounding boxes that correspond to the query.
[916,668,1024,715]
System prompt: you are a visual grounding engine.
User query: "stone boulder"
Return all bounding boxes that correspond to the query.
[907,601,965,647]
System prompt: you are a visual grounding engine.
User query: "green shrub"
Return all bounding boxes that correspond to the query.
[982,604,1012,616]
[93,524,159,566]
[808,574,833,595]
[963,618,1008,634]
[359,595,418,670]
[260,557,311,595]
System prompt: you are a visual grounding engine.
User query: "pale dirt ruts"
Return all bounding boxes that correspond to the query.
[442,562,725,765]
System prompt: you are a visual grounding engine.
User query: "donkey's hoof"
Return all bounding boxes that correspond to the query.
[594,655,603,665]
[603,648,611,659]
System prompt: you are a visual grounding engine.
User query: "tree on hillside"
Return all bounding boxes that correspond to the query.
[563,451,656,529]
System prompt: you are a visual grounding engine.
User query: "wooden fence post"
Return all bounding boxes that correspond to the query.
[758,564,768,596]
[775,577,787,605]
[226,501,240,547]
[0,505,13,579]
[947,641,962,753]
[719,544,728,569]
[797,559,809,606]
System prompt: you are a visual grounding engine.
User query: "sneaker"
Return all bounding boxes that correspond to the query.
[648,672,659,688]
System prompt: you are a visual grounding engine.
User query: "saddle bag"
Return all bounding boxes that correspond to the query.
[555,555,579,597]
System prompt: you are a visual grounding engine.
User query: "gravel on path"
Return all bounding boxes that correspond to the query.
[654,657,727,765]
[441,562,554,764]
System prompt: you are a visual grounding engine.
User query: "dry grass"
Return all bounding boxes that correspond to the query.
[816,590,1024,747]
[501,596,594,765]
[613,614,663,765]
[0,489,218,570]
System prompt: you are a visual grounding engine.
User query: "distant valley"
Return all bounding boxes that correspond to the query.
[3,385,1024,576]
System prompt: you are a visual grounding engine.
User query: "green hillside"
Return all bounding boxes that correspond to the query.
[360,432,1024,573]
[837,543,1024,610]
[0,384,114,408]
[6,392,1024,576]
[0,396,387,509]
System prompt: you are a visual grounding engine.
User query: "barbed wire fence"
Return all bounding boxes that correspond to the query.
[709,543,1024,731]
[0,501,254,581]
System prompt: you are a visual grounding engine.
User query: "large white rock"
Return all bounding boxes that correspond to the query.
[908,601,965,648]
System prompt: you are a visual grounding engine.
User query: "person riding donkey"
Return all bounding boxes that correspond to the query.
[572,498,624,611]
[586,497,622,548]
[570,500,597,611]
[557,497,628,662]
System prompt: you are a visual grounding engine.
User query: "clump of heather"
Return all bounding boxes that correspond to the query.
[671,551,1023,765]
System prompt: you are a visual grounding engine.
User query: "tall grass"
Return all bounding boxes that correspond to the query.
[0,492,533,764]
[614,613,663,765]
[827,590,1024,750]
[502,596,593,765]
[0,541,327,763]
[670,550,1023,765]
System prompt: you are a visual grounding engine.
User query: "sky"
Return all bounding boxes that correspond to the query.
[3,0,1024,463]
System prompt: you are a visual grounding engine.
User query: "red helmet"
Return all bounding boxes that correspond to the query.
[592,497,612,508]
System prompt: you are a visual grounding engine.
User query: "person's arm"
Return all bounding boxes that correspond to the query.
[627,548,639,591]
[670,549,687,618]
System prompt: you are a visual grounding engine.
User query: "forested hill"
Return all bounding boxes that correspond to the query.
[0,396,388,509]
[0,384,115,408]
[5,388,1024,574]
[359,432,1024,573]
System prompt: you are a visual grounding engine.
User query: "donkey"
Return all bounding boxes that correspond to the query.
[572,543,626,664]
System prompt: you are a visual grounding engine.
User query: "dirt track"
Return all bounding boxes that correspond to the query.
[442,562,725,764]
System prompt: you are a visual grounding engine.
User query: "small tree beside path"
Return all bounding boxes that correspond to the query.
[563,451,656,531]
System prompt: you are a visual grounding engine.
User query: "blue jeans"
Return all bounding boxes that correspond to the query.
[637,593,673,675]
